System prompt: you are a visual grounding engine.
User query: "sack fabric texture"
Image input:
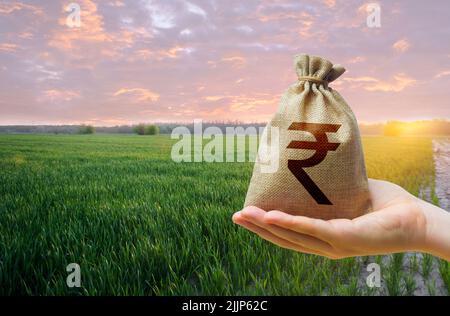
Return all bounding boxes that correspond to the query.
[244,54,372,220]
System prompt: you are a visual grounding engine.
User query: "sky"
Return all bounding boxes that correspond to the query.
[0,0,449,126]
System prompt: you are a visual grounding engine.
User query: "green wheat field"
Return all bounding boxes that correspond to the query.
[0,134,449,295]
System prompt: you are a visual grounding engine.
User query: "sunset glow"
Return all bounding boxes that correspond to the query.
[0,0,449,125]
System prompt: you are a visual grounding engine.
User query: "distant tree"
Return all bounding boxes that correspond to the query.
[134,123,146,135]
[145,124,160,135]
[79,125,95,134]
[134,123,159,135]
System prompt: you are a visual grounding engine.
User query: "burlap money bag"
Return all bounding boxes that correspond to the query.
[244,54,371,220]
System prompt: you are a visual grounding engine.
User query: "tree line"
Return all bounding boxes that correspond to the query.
[0,120,449,136]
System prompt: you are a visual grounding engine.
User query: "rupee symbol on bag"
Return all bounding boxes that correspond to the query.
[287,122,341,205]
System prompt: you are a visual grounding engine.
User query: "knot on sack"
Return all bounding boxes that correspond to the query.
[297,76,328,85]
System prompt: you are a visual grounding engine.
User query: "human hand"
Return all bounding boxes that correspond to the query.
[233,179,450,261]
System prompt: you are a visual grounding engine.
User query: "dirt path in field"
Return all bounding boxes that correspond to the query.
[433,138,450,211]
[357,138,450,296]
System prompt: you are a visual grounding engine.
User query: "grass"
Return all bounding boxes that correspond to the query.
[403,274,416,296]
[439,261,450,293]
[422,254,433,278]
[0,134,447,295]
[385,269,404,296]
[409,254,419,274]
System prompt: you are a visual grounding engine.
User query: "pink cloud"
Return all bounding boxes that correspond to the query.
[392,39,411,53]
[342,73,417,92]
[18,31,33,39]
[323,0,336,8]
[129,46,192,62]
[347,56,366,64]
[0,2,43,15]
[434,70,450,79]
[38,89,80,102]
[113,88,160,102]
[204,96,226,102]
[48,0,141,64]
[220,56,247,68]
[0,43,18,52]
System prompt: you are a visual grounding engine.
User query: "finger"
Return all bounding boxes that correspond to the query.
[265,223,334,254]
[233,213,326,256]
[238,206,267,222]
[239,208,334,254]
[263,210,337,242]
[236,219,327,256]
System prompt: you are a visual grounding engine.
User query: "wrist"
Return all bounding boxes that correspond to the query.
[418,198,450,261]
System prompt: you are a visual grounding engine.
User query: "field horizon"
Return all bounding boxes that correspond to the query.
[1,119,450,137]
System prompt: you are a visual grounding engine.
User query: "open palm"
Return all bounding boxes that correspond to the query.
[233,179,430,259]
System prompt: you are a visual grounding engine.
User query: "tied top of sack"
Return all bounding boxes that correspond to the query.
[294,54,346,85]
